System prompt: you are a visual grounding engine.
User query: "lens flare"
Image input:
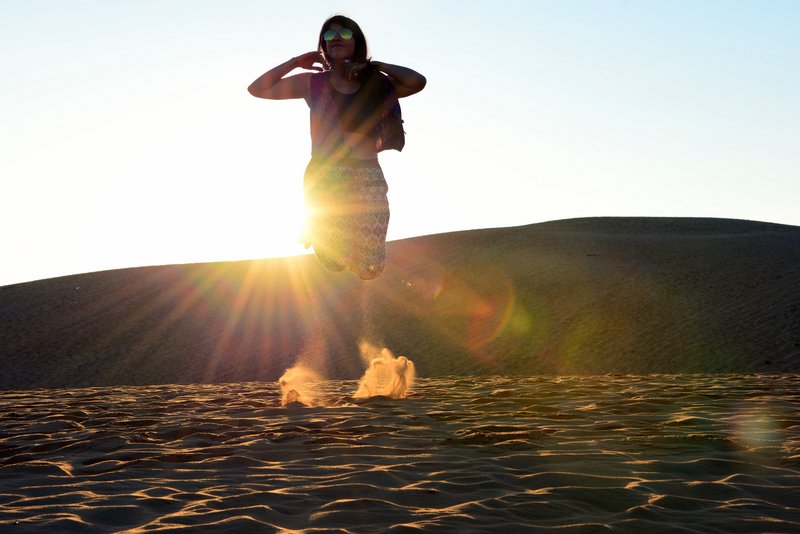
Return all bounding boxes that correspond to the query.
[730,404,780,451]
[430,266,518,352]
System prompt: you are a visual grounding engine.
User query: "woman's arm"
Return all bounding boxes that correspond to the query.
[247,52,324,100]
[370,61,426,98]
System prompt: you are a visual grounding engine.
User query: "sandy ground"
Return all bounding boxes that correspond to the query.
[1,217,799,389]
[1,374,799,532]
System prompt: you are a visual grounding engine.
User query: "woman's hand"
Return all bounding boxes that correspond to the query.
[294,51,325,72]
[368,61,426,97]
[248,54,320,100]
[341,60,371,80]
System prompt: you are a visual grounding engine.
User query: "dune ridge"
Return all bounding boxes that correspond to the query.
[1,217,799,389]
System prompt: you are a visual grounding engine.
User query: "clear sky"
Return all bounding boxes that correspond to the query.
[2,0,798,287]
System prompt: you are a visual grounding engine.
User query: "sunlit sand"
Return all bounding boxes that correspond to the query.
[1,375,798,531]
[353,342,415,400]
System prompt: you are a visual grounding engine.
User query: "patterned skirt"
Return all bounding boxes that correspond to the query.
[303,159,390,280]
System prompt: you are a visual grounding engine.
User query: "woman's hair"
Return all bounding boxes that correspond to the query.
[317,15,385,128]
[317,15,370,67]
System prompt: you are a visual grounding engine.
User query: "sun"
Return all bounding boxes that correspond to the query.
[167,153,311,265]
[241,184,309,261]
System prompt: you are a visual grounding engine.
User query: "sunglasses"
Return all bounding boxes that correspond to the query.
[323,28,354,42]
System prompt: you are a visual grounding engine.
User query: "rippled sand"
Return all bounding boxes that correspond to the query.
[1,374,799,532]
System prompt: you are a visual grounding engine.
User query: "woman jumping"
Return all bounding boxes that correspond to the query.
[248,15,426,280]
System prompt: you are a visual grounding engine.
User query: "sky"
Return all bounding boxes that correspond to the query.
[2,0,798,287]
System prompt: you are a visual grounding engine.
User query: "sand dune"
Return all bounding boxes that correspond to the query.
[1,217,799,389]
[1,375,798,532]
[2,218,800,531]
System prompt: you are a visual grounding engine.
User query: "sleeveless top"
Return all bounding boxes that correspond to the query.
[309,71,405,161]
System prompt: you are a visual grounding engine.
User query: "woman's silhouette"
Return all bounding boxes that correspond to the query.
[248,15,426,280]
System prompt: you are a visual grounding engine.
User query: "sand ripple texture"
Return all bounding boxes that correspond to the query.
[1,374,799,533]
